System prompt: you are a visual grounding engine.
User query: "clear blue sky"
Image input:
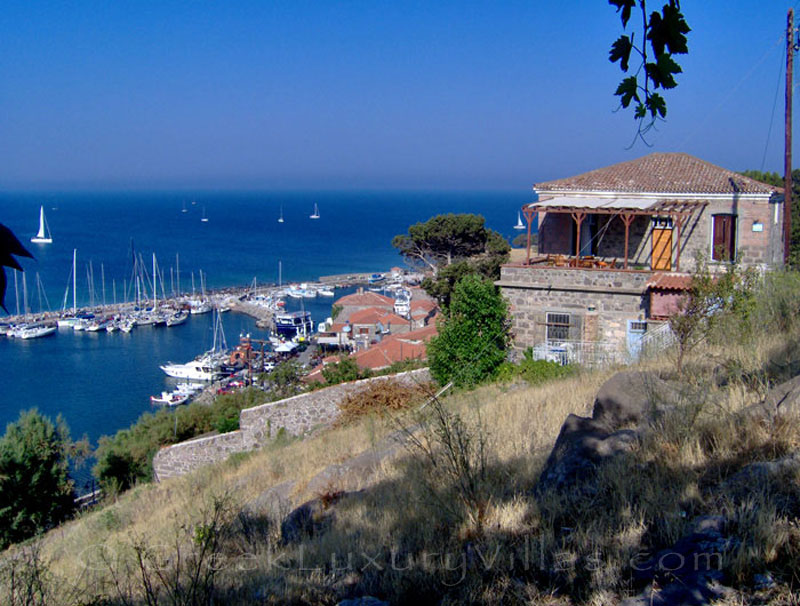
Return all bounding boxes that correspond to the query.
[0,1,796,190]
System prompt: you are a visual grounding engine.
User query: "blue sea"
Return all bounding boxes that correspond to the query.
[0,191,529,486]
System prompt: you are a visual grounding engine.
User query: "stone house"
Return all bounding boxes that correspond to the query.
[333,289,395,323]
[498,153,784,360]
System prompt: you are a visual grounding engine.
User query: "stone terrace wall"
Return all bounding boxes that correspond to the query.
[153,368,431,481]
[153,430,248,481]
[239,368,431,447]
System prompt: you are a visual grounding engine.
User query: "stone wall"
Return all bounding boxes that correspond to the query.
[239,368,430,447]
[152,368,431,481]
[153,431,249,481]
[497,265,651,351]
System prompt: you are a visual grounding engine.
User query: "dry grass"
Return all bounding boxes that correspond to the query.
[334,380,433,427]
[7,312,800,603]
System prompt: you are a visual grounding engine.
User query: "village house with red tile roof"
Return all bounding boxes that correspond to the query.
[333,289,395,322]
[498,153,784,362]
[305,323,438,383]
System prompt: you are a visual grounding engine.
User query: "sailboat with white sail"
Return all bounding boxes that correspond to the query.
[310,203,320,219]
[514,211,525,230]
[278,204,284,223]
[31,206,53,243]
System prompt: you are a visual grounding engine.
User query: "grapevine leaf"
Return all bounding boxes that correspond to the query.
[609,35,633,71]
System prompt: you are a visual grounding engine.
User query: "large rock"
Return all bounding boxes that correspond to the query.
[591,371,676,430]
[536,415,638,491]
[745,374,800,421]
[537,371,675,493]
[622,515,735,606]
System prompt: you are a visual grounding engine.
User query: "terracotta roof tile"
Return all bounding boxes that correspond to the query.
[334,291,395,307]
[648,273,693,291]
[535,153,778,195]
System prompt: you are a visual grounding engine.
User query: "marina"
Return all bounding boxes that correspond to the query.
[0,191,523,468]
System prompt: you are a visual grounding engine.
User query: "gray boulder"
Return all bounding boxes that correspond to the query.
[537,371,675,492]
[536,414,638,491]
[622,515,735,606]
[591,371,677,429]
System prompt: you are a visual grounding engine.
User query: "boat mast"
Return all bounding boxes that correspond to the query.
[101,263,106,307]
[72,249,77,313]
[14,271,19,316]
[176,253,180,296]
[152,253,158,311]
[22,272,28,316]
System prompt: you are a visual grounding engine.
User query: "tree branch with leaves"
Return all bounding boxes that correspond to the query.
[609,0,690,144]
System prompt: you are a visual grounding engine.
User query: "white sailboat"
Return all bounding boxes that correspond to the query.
[514,211,526,230]
[201,207,209,222]
[31,206,53,243]
[278,204,284,223]
[310,203,320,219]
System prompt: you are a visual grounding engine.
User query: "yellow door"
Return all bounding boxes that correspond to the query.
[652,228,672,271]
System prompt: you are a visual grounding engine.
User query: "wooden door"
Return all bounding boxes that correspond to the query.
[712,214,736,261]
[652,228,672,271]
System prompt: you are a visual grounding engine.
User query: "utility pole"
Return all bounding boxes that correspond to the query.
[785,8,796,264]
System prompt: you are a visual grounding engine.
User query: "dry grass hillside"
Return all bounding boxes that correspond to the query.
[5,270,800,605]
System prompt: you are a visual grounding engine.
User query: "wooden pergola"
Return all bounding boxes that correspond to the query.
[522,199,707,271]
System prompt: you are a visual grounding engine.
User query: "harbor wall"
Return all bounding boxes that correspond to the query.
[152,368,431,481]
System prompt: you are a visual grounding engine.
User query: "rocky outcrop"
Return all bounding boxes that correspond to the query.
[536,371,678,492]
[622,516,735,606]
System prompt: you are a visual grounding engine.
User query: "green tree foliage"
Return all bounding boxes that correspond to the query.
[427,274,510,387]
[669,255,757,374]
[512,232,537,248]
[321,356,371,385]
[94,388,263,494]
[0,224,33,313]
[740,169,800,265]
[392,213,489,271]
[263,360,304,399]
[393,213,510,306]
[0,410,76,548]
[609,0,690,143]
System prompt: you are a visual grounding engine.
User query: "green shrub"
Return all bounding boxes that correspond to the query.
[0,410,80,548]
[94,388,263,493]
[427,274,510,387]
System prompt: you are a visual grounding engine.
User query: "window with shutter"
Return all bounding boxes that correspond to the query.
[712,214,736,262]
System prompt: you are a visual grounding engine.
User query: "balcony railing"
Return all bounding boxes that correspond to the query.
[529,323,676,368]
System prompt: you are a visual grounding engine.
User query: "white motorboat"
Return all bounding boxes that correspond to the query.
[30,206,53,244]
[150,391,189,406]
[188,300,212,314]
[17,324,57,339]
[175,382,204,395]
[159,356,224,381]
[160,310,228,381]
[166,311,189,326]
[317,288,335,297]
